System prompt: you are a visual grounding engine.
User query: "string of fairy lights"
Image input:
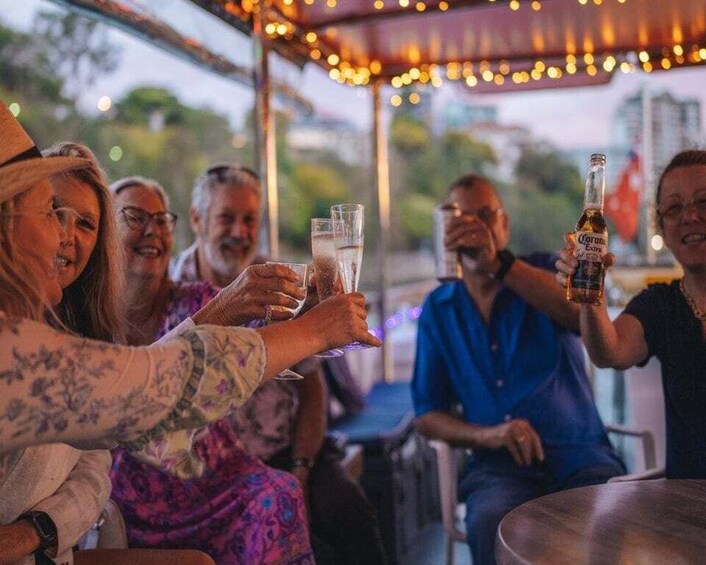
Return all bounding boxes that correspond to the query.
[221,0,705,104]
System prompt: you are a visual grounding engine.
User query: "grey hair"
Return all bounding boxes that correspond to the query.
[191,164,262,219]
[110,176,171,209]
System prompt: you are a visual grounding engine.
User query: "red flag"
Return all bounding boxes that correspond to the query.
[605,151,642,243]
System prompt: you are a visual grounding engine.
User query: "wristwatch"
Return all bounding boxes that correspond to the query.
[291,457,315,470]
[492,249,516,281]
[16,511,58,553]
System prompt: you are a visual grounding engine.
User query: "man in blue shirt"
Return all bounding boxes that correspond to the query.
[412,174,624,565]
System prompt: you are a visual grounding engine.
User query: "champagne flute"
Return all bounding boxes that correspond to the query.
[266,261,308,380]
[331,203,372,350]
[311,218,344,358]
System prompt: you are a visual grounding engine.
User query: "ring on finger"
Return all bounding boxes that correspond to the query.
[264,304,273,325]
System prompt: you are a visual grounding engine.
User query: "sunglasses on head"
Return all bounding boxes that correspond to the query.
[206,164,260,182]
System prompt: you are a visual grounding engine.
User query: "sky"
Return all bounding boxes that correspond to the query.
[2,0,706,150]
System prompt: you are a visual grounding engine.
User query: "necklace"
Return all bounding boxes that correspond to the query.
[679,279,706,323]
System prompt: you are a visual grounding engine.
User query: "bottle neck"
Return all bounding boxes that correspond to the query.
[583,165,606,211]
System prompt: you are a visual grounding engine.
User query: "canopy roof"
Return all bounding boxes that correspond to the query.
[190,0,706,93]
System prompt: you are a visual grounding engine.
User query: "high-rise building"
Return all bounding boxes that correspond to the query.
[612,89,702,176]
[441,99,498,133]
[288,115,371,166]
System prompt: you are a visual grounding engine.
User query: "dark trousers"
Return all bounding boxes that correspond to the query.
[269,437,387,565]
[459,451,625,565]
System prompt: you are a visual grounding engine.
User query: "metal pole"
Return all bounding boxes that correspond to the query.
[372,81,393,383]
[253,0,279,259]
[641,81,655,265]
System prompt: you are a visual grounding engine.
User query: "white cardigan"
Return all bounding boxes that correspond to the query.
[0,444,111,565]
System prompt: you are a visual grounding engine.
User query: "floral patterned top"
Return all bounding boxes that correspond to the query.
[0,311,266,482]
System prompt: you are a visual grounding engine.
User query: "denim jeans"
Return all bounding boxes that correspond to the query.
[459,450,624,565]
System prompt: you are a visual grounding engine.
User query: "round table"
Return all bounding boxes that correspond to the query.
[495,479,706,565]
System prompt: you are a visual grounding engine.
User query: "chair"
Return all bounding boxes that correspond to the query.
[428,439,468,565]
[79,499,129,550]
[429,425,663,565]
[604,424,665,482]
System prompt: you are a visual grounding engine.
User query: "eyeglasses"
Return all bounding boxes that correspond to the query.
[206,164,260,182]
[657,191,706,223]
[464,207,503,223]
[119,206,177,233]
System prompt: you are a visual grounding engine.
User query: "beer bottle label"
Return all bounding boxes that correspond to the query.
[572,230,607,292]
[574,230,607,262]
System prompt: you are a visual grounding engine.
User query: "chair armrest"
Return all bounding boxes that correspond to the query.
[605,424,657,470]
[428,439,467,543]
[607,467,666,483]
[95,499,129,549]
[341,444,364,482]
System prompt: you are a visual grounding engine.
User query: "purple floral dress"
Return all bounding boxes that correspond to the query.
[110,281,314,564]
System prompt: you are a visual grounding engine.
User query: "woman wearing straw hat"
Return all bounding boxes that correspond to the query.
[0,103,380,471]
[0,141,222,565]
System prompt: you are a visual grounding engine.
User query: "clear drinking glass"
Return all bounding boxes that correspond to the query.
[311,218,344,358]
[266,261,308,380]
[331,203,372,350]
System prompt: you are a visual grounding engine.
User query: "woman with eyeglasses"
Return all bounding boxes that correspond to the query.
[555,149,706,480]
[0,103,380,472]
[108,176,314,564]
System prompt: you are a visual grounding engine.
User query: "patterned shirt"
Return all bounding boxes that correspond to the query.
[170,245,320,462]
[0,311,265,481]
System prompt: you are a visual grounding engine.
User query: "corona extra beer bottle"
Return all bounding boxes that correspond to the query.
[567,153,608,305]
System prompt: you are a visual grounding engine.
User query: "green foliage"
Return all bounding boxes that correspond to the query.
[32,11,120,99]
[116,87,188,127]
[504,185,577,255]
[515,144,583,198]
[399,193,436,246]
[390,114,429,154]
[0,23,64,102]
[280,161,350,251]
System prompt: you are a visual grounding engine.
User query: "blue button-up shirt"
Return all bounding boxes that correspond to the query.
[412,254,621,480]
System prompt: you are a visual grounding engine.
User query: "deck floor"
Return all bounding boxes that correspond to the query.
[405,521,472,565]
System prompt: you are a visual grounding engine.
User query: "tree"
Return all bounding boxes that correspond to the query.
[515,145,583,198]
[116,87,187,128]
[508,145,584,254]
[32,11,120,100]
[389,114,430,155]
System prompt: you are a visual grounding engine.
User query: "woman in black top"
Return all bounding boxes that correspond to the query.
[556,150,706,479]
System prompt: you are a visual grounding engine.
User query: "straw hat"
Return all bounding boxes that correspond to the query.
[0,103,91,204]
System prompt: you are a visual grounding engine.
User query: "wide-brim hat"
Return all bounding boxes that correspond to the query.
[0,103,91,204]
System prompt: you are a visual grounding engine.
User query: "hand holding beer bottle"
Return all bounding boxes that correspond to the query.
[557,154,611,304]
[556,231,615,293]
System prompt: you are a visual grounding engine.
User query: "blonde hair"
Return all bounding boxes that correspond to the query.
[44,142,126,343]
[0,194,49,320]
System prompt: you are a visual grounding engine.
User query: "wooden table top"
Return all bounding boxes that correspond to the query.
[496,479,706,565]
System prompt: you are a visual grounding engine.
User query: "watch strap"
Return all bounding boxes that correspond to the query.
[493,249,516,281]
[16,511,58,554]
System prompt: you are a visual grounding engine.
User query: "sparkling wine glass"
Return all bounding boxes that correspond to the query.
[266,261,308,380]
[331,203,372,350]
[311,218,344,358]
